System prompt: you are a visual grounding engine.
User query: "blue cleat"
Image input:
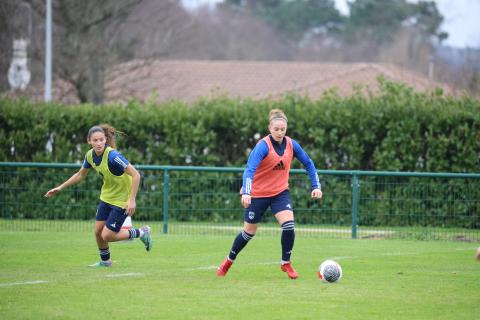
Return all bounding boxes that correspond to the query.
[89,260,112,267]
[140,225,152,251]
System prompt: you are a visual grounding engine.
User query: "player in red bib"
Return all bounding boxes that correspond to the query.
[217,109,323,279]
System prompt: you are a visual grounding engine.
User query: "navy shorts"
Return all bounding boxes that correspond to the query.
[96,201,127,232]
[243,189,293,224]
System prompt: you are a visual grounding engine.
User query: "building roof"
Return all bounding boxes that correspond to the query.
[3,60,456,104]
[104,60,456,104]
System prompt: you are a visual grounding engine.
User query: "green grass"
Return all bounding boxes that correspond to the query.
[0,231,479,320]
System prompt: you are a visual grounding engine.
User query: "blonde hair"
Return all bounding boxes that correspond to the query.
[87,124,124,149]
[269,109,288,124]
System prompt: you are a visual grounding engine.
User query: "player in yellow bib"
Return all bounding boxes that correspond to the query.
[45,124,152,267]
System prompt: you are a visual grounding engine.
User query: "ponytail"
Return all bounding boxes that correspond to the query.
[87,124,125,149]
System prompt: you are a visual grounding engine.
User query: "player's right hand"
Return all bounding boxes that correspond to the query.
[44,187,61,197]
[241,194,251,208]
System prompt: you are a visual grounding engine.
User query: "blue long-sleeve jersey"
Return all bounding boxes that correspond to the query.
[242,135,321,195]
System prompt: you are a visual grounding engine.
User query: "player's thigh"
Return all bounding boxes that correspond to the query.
[271,190,294,224]
[95,221,106,235]
[95,201,110,222]
[95,201,110,234]
[243,196,270,224]
[274,210,294,225]
[105,203,128,233]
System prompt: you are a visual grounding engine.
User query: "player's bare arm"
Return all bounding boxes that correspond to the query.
[44,167,89,197]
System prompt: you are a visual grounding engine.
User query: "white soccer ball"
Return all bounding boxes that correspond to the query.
[318,260,342,283]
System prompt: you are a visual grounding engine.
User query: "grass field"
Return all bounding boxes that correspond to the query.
[0,231,479,319]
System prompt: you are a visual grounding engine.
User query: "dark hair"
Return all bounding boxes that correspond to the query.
[87,124,121,149]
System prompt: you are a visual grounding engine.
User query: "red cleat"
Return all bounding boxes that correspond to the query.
[317,271,323,280]
[216,258,233,276]
[281,262,298,279]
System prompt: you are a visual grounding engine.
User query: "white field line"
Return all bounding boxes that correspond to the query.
[317,247,477,261]
[106,272,144,278]
[185,261,280,271]
[0,273,145,288]
[176,224,395,235]
[0,280,48,287]
[185,265,218,271]
[330,252,430,260]
[189,247,477,271]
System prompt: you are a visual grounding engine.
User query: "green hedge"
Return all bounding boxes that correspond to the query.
[1,78,480,228]
[1,78,479,172]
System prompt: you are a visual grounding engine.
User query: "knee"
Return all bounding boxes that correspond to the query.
[101,230,114,242]
[244,225,257,235]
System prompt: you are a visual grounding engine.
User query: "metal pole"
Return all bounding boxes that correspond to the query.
[44,0,52,102]
[162,168,170,234]
[428,55,434,80]
[351,173,360,239]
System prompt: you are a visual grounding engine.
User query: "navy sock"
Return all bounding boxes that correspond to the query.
[128,228,141,239]
[99,247,110,261]
[228,230,254,261]
[281,221,295,262]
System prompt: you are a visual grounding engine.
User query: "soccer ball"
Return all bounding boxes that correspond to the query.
[318,260,342,283]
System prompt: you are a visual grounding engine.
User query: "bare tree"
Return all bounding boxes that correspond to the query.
[378,28,434,74]
[0,1,19,93]
[185,5,293,61]
[23,0,144,103]
[435,47,480,97]
[108,1,293,61]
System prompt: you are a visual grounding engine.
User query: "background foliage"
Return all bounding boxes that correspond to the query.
[1,78,479,172]
[2,79,480,228]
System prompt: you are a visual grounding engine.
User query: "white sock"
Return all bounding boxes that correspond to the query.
[139,228,145,237]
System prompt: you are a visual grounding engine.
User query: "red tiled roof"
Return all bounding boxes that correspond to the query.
[104,60,456,104]
[4,60,455,104]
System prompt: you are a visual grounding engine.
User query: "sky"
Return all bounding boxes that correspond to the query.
[182,0,480,48]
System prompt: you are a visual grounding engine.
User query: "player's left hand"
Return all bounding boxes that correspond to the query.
[44,187,61,198]
[125,199,136,216]
[311,188,322,199]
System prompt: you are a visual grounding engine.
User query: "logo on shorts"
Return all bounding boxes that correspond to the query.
[110,223,116,228]
[248,211,255,220]
[286,204,291,209]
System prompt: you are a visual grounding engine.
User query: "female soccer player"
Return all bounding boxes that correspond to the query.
[217,109,322,279]
[45,124,152,267]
